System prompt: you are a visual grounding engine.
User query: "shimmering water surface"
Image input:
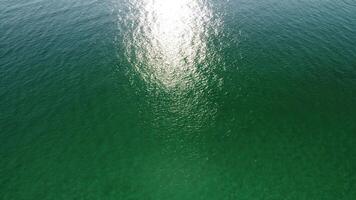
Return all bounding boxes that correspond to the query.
[1,0,356,199]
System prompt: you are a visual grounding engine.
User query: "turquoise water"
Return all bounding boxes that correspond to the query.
[1,0,356,199]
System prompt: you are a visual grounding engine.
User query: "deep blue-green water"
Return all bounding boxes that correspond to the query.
[1,0,356,199]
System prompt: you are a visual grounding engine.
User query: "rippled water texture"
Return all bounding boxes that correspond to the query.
[117,0,228,131]
[1,0,356,199]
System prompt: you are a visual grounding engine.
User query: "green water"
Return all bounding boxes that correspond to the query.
[1,0,356,199]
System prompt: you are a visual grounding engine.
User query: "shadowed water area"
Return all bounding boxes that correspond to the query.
[1,0,356,199]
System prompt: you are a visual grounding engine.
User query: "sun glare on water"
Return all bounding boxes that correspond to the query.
[118,0,224,130]
[121,0,221,90]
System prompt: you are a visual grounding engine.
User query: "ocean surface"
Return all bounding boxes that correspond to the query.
[1,0,356,199]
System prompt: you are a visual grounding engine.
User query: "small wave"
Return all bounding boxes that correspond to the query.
[341,0,356,7]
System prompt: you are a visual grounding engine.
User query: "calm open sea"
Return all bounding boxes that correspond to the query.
[1,0,356,199]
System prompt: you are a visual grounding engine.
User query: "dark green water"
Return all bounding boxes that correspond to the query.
[1,0,356,199]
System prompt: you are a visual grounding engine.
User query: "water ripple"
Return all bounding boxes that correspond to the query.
[117,0,226,131]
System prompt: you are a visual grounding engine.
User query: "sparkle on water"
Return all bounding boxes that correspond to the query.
[123,0,221,89]
[119,0,226,130]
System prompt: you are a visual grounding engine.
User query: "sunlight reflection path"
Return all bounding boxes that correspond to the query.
[118,0,225,131]
[123,0,222,90]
